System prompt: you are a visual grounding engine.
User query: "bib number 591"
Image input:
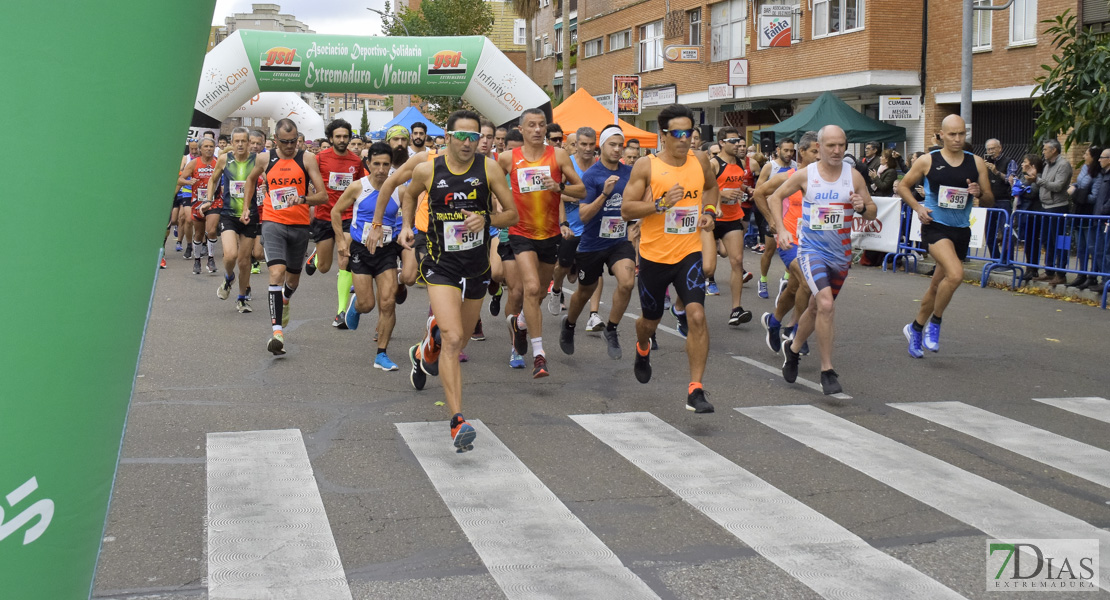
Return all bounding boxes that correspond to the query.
[0,477,54,545]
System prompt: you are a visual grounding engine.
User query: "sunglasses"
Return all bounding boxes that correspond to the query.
[722,137,742,144]
[548,136,564,142]
[446,130,481,143]
[276,138,298,145]
[664,129,696,139]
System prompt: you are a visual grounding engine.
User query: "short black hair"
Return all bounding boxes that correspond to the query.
[546,123,564,136]
[717,126,739,141]
[626,138,640,148]
[445,109,481,131]
[778,137,795,146]
[218,134,230,143]
[411,122,428,134]
[367,141,392,160]
[326,119,353,139]
[506,129,524,143]
[658,104,694,131]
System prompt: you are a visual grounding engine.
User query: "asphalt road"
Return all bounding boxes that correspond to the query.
[92,243,1110,600]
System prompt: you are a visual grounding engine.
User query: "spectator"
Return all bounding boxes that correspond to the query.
[1070,145,1103,288]
[1033,139,1073,285]
[1014,153,1044,281]
[871,149,898,196]
[863,141,882,172]
[984,139,1017,259]
[1091,149,1110,290]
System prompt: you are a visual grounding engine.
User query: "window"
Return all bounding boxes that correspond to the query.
[583,37,604,57]
[1010,0,1037,44]
[640,20,664,72]
[514,19,527,46]
[570,73,577,92]
[553,27,576,53]
[535,37,542,59]
[972,0,991,49]
[610,29,632,50]
[757,0,801,47]
[813,0,863,38]
[710,0,748,62]
[689,8,703,46]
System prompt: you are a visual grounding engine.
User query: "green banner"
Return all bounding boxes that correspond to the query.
[0,3,214,599]
[244,31,486,96]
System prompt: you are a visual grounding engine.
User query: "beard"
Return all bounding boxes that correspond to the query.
[412,136,425,148]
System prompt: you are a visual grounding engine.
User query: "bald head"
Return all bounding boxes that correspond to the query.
[938,114,968,153]
[816,125,847,166]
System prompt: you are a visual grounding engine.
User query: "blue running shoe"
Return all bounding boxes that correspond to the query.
[509,349,525,369]
[706,280,720,296]
[344,295,360,330]
[923,320,940,352]
[758,280,769,299]
[451,414,477,451]
[903,324,924,358]
[374,352,399,371]
[761,312,781,353]
[671,305,689,338]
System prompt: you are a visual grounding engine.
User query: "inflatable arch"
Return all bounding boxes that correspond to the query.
[192,30,552,139]
[225,92,324,140]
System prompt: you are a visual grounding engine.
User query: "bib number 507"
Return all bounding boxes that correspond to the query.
[0,477,54,545]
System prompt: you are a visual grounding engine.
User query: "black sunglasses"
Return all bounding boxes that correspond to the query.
[276,138,298,145]
[548,136,564,142]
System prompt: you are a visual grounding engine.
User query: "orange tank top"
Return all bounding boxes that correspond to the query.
[639,154,705,265]
[508,145,562,240]
[713,156,747,222]
[782,168,804,236]
[261,151,311,225]
[415,149,439,232]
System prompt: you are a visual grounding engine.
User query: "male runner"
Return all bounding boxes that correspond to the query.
[409,122,429,155]
[244,119,328,355]
[334,142,403,371]
[208,127,259,313]
[171,140,199,259]
[621,104,719,413]
[304,119,364,329]
[372,110,518,451]
[348,135,364,160]
[179,138,219,275]
[493,126,508,156]
[708,127,754,325]
[497,130,527,368]
[247,130,268,275]
[754,138,797,299]
[897,114,993,358]
[545,124,564,148]
[550,127,599,316]
[766,125,875,395]
[497,109,586,378]
[559,125,636,360]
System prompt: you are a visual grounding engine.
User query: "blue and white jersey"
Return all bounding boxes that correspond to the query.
[350,176,401,246]
[798,162,856,268]
[579,161,633,252]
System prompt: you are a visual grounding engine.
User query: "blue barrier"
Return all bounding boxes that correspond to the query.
[883,204,920,274]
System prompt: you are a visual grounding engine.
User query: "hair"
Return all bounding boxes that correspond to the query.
[881,148,897,168]
[575,126,596,141]
[496,125,508,134]
[446,109,481,131]
[506,129,524,144]
[198,137,215,148]
[230,126,250,138]
[545,123,564,136]
[778,137,795,147]
[1043,138,1062,154]
[367,141,392,160]
[626,138,640,148]
[866,141,880,151]
[275,118,297,133]
[1023,153,1044,174]
[218,134,230,143]
[315,138,328,146]
[657,104,694,132]
[202,131,216,138]
[798,131,819,152]
[297,132,305,140]
[480,118,495,132]
[1087,145,1104,161]
[249,129,266,141]
[717,126,739,141]
[521,107,547,122]
[326,118,353,139]
[411,121,428,134]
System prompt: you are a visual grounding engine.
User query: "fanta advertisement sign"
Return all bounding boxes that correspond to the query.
[758,6,792,48]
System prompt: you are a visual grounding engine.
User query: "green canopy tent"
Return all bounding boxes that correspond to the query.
[761,91,907,143]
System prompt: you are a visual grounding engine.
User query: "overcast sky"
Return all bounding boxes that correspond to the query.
[212,0,391,36]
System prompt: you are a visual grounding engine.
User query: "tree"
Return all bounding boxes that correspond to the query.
[382,0,495,123]
[512,0,540,80]
[1032,9,1110,150]
[360,105,370,137]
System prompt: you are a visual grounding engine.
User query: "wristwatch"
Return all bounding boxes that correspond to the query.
[559,181,566,192]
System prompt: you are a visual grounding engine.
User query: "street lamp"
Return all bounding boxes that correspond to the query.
[368,7,409,36]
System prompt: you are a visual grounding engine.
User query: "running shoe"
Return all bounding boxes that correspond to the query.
[282,299,290,328]
[207,256,217,274]
[193,258,201,275]
[663,290,673,311]
[532,354,549,378]
[742,271,754,284]
[304,249,317,276]
[159,257,167,269]
[820,370,843,395]
[903,323,924,359]
[585,312,604,332]
[671,306,688,338]
[686,388,714,413]
[488,286,502,316]
[705,280,720,296]
[559,315,575,355]
[546,290,564,315]
[236,299,252,313]
[508,314,528,356]
[781,343,800,383]
[459,351,468,363]
[334,313,349,330]
[267,331,286,355]
[509,349,525,369]
[420,317,441,376]
[172,225,178,238]
[374,352,399,371]
[217,278,232,300]
[245,286,252,301]
[729,306,753,326]
[408,345,426,390]
[471,318,485,341]
[757,280,769,299]
[650,333,659,350]
[344,295,360,330]
[923,320,941,352]
[175,242,182,252]
[780,325,809,356]
[633,350,652,383]
[395,283,408,305]
[603,328,621,360]
[774,277,789,305]
[250,261,261,274]
[761,312,782,353]
[451,413,476,451]
[184,245,193,259]
[752,243,765,254]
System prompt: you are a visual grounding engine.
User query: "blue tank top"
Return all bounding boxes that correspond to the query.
[564,157,592,237]
[923,149,978,228]
[350,176,400,246]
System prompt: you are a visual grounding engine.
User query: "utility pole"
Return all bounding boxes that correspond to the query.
[961,0,1015,140]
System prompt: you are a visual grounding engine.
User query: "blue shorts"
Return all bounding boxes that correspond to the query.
[798,251,849,299]
[777,245,798,268]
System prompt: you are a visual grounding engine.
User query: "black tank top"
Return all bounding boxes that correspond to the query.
[425,155,493,274]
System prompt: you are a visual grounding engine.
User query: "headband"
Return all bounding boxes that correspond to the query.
[599,127,624,147]
[386,125,411,141]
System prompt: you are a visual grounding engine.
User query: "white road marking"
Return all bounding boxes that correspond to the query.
[733,355,852,399]
[1033,397,1110,425]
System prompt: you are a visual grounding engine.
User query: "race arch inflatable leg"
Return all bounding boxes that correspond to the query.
[1,2,215,599]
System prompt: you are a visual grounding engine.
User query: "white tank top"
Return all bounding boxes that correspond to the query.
[799,162,855,266]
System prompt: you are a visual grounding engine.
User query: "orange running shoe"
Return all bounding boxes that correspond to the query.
[450,413,476,451]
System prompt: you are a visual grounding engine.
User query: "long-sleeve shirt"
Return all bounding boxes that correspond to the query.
[1035,155,1073,210]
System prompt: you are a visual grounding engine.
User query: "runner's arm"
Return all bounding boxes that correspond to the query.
[895,153,932,222]
[373,152,424,225]
[753,172,790,233]
[243,153,267,208]
[578,174,612,223]
[178,159,197,187]
[755,161,773,188]
[620,158,657,221]
[302,153,327,206]
[972,155,995,208]
[851,169,876,219]
[766,169,807,247]
[204,155,228,210]
[403,163,432,232]
[485,159,518,229]
[555,148,586,199]
[332,179,362,240]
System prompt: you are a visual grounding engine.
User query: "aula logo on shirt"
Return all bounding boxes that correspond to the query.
[814,191,841,200]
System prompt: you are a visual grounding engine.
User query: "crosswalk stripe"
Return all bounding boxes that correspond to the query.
[1033,397,1110,425]
[733,355,852,399]
[395,420,660,600]
[737,405,1110,592]
[206,429,352,600]
[572,412,966,600]
[891,401,1110,489]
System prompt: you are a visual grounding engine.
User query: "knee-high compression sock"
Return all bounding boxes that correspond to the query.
[192,240,203,258]
[337,269,353,314]
[283,283,297,302]
[268,285,283,332]
[207,237,217,257]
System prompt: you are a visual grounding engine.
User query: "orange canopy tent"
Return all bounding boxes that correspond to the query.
[552,88,658,148]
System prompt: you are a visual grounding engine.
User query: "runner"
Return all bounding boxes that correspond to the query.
[371,110,519,451]
[208,127,259,313]
[471,118,499,343]
[178,138,219,275]
[348,135,364,161]
[755,138,797,299]
[169,139,198,262]
[754,131,819,354]
[496,129,527,368]
[708,127,755,326]
[303,119,364,329]
[765,125,875,395]
[247,130,268,276]
[703,133,754,297]
[333,142,403,371]
[550,127,602,323]
[497,108,586,378]
[897,114,993,358]
[559,125,636,360]
[243,119,328,355]
[620,104,719,413]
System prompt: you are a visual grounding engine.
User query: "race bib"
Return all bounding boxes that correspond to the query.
[599,215,627,239]
[664,206,699,235]
[361,223,392,247]
[444,221,484,252]
[938,185,969,210]
[269,186,298,211]
[328,172,353,191]
[195,187,208,203]
[808,205,844,231]
[516,166,551,194]
[229,180,246,199]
